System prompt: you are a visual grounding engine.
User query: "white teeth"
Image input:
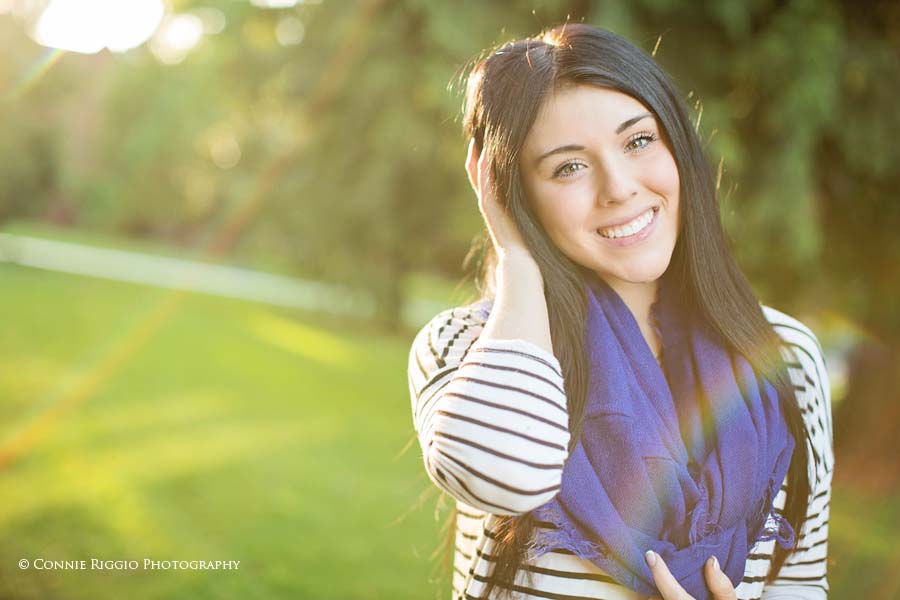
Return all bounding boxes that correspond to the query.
[598,208,655,239]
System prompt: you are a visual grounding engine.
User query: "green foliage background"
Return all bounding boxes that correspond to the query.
[3,0,896,335]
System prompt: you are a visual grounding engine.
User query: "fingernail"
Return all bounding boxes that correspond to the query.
[644,550,657,567]
[711,556,720,571]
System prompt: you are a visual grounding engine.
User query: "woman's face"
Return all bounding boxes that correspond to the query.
[519,85,681,289]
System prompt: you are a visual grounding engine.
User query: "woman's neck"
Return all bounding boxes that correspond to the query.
[603,277,663,361]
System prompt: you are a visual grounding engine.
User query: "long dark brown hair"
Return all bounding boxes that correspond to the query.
[443,23,818,598]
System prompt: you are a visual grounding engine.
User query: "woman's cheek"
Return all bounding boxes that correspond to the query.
[646,151,680,195]
[532,187,577,230]
[554,202,594,247]
[535,174,666,237]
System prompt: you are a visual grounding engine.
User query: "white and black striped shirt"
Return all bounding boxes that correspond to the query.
[408,298,833,600]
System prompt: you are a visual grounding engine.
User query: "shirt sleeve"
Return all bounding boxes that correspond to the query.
[761,316,834,599]
[407,303,570,515]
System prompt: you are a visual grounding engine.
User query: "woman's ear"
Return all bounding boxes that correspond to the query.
[465,137,480,195]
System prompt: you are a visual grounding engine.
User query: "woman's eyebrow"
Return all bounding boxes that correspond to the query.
[533,112,654,167]
[615,112,653,134]
[533,144,584,168]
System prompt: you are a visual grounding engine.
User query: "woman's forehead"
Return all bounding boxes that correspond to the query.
[534,86,650,135]
[523,86,655,156]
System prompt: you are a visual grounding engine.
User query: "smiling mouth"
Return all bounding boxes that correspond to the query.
[597,206,659,239]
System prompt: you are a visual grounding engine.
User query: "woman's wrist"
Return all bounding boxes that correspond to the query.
[496,251,544,301]
[484,249,553,355]
[497,248,541,278]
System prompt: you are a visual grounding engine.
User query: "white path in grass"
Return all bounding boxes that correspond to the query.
[0,233,445,328]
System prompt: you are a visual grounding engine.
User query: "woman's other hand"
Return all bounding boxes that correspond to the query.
[465,137,532,261]
[644,550,737,600]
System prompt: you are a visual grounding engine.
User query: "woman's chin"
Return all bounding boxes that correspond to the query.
[589,258,671,286]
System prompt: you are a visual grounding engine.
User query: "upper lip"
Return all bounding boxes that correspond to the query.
[597,206,657,229]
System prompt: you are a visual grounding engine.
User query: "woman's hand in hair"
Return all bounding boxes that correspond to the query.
[644,551,737,600]
[465,138,532,262]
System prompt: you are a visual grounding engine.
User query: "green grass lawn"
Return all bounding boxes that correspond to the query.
[0,262,454,599]
[1,249,897,598]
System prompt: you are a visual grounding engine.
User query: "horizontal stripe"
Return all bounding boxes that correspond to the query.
[435,430,566,469]
[519,563,617,584]
[449,375,567,416]
[456,507,486,520]
[794,538,828,553]
[803,519,829,537]
[770,574,827,582]
[460,359,567,395]
[467,572,617,600]
[468,547,618,585]
[416,364,458,401]
[747,552,773,561]
[433,465,481,508]
[435,448,562,496]
[469,345,563,379]
[783,556,827,568]
[769,321,826,360]
[443,391,568,431]
[453,544,573,567]
[455,543,472,561]
[433,464,516,514]
[414,376,454,424]
[432,410,568,451]
[763,582,829,592]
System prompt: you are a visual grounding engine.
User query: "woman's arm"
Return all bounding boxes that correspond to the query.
[760,315,834,599]
[479,252,554,355]
[407,257,569,515]
[758,472,831,599]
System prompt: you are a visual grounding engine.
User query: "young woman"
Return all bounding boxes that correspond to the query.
[407,24,833,600]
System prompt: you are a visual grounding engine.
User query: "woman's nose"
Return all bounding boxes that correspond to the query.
[595,159,639,206]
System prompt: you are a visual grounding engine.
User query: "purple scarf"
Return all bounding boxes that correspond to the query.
[529,268,796,599]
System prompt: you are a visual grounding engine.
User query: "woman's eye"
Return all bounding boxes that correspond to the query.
[553,161,585,179]
[552,132,658,179]
[626,131,657,152]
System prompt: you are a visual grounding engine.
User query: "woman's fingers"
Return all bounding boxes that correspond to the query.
[465,137,479,194]
[476,145,497,213]
[466,138,531,258]
[644,551,693,600]
[703,556,737,600]
[644,551,737,600]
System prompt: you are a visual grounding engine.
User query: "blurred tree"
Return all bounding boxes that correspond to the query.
[261,0,599,326]
[0,19,70,224]
[814,0,900,486]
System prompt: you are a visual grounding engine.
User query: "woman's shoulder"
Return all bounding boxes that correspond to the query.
[760,303,822,343]
[409,296,562,376]
[408,297,494,363]
[760,303,835,479]
[413,297,494,340]
[759,304,827,374]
